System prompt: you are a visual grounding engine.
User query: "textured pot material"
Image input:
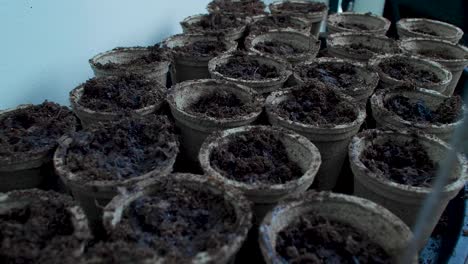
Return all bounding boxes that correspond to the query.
[103,173,252,264]
[180,14,247,42]
[399,38,468,95]
[349,129,467,249]
[266,89,366,190]
[259,191,416,263]
[397,18,464,43]
[249,15,312,36]
[327,12,390,35]
[167,79,263,162]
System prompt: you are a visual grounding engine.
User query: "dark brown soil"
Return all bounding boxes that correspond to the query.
[276,214,391,264]
[417,49,459,60]
[173,39,227,57]
[276,83,358,126]
[336,22,371,30]
[411,26,439,36]
[0,101,77,159]
[83,241,157,263]
[254,41,305,56]
[208,0,266,16]
[110,182,237,261]
[344,43,398,56]
[275,1,327,13]
[79,74,164,112]
[379,57,441,84]
[385,95,462,124]
[216,55,280,80]
[97,44,170,69]
[0,190,80,263]
[183,13,244,33]
[295,62,366,89]
[210,129,303,184]
[361,137,437,187]
[187,90,257,119]
[64,116,178,182]
[251,15,307,33]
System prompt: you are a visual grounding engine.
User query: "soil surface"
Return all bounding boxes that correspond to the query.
[208,0,266,15]
[184,13,244,33]
[216,55,280,80]
[79,74,164,112]
[276,214,391,264]
[378,57,441,84]
[343,43,398,56]
[0,101,76,159]
[276,83,358,126]
[417,49,460,60]
[251,15,307,33]
[385,95,462,124]
[254,41,305,56]
[210,129,303,184]
[361,137,437,187]
[336,22,370,30]
[187,90,257,119]
[411,26,439,36]
[64,116,178,182]
[110,182,237,261]
[275,1,327,13]
[0,190,80,263]
[97,44,170,69]
[173,39,227,57]
[83,241,157,264]
[296,62,366,89]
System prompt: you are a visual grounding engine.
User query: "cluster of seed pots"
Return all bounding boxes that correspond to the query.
[1,0,467,263]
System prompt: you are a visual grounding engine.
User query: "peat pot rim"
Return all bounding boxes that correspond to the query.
[259,191,415,263]
[269,0,329,22]
[370,87,465,130]
[349,129,467,196]
[167,79,264,128]
[327,12,391,34]
[399,37,468,64]
[103,173,253,264]
[397,18,464,41]
[199,125,321,197]
[327,32,401,58]
[249,14,312,35]
[180,13,247,41]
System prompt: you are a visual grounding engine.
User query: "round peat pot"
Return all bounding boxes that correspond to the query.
[180,14,247,42]
[246,30,320,65]
[89,47,170,87]
[399,38,468,96]
[269,0,329,38]
[266,87,366,190]
[0,103,77,192]
[208,53,292,95]
[293,58,380,106]
[370,88,464,142]
[397,18,464,43]
[199,126,321,222]
[70,75,165,128]
[370,54,452,93]
[259,191,416,263]
[207,0,267,17]
[349,130,467,249]
[249,14,312,36]
[327,32,401,63]
[103,173,252,264]
[327,12,391,35]
[162,34,237,83]
[167,79,263,162]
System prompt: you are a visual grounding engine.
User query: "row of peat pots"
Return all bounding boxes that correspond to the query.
[2,0,468,263]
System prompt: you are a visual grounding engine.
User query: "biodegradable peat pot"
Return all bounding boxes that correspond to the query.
[0,102,78,192]
[327,32,401,63]
[199,126,321,222]
[269,0,329,38]
[181,14,247,42]
[89,46,171,87]
[103,173,252,263]
[70,74,166,128]
[399,38,468,95]
[327,12,391,35]
[397,18,464,43]
[293,58,379,106]
[370,87,464,142]
[167,79,263,162]
[246,30,321,65]
[163,34,237,83]
[54,116,179,232]
[207,0,267,17]
[370,54,452,93]
[266,83,366,190]
[249,14,312,36]
[208,53,292,94]
[349,129,467,249]
[0,189,92,262]
[259,191,416,263]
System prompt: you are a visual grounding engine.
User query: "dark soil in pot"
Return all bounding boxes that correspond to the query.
[275,213,391,263]
[276,84,358,127]
[186,90,257,119]
[277,1,327,13]
[254,41,306,56]
[208,0,266,16]
[344,42,399,57]
[210,129,303,184]
[251,15,307,33]
[183,14,245,34]
[82,241,157,263]
[336,21,371,31]
[172,39,228,58]
[411,26,439,37]
[109,182,237,261]
[215,55,280,80]
[378,57,441,84]
[384,94,462,124]
[79,74,164,112]
[95,44,170,70]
